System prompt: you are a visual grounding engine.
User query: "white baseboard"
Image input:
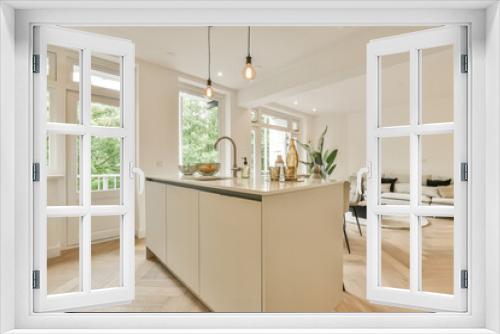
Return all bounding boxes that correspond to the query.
[47,243,61,259]
[91,228,120,242]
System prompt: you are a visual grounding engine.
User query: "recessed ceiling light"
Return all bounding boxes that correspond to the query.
[312,108,317,112]
[217,71,223,77]
[293,100,298,105]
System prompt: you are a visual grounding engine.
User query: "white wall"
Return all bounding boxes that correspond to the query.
[137,60,180,176]
[310,111,365,181]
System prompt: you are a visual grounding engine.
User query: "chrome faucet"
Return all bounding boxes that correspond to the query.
[214,136,241,178]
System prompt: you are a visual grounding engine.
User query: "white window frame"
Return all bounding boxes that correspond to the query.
[178,86,225,170]
[366,26,467,312]
[1,2,498,333]
[32,25,136,312]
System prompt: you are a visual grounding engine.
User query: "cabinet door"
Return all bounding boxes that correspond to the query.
[166,185,199,293]
[199,192,261,312]
[145,181,167,265]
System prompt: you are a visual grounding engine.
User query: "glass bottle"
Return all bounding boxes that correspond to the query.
[275,155,285,182]
[286,138,299,180]
[242,157,250,179]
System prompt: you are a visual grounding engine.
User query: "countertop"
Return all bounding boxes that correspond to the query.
[146,174,342,199]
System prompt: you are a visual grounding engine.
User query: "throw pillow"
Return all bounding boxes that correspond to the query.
[437,185,454,198]
[427,178,452,187]
[381,177,398,192]
[380,183,391,193]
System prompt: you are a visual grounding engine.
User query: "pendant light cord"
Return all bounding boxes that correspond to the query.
[208,26,212,81]
[247,26,251,57]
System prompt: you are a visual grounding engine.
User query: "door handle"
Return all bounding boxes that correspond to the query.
[129,162,145,194]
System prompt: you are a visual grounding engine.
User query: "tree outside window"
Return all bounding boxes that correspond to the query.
[89,102,121,191]
[180,92,220,165]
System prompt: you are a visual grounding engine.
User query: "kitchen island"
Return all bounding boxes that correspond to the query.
[145,175,344,312]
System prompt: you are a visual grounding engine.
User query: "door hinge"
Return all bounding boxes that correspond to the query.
[32,162,40,182]
[32,54,40,73]
[461,54,468,73]
[32,270,40,289]
[461,162,468,182]
[461,269,468,289]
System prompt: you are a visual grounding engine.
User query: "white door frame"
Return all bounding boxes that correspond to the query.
[366,26,467,312]
[1,2,498,333]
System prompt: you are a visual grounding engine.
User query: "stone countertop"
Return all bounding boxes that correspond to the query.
[146,174,342,198]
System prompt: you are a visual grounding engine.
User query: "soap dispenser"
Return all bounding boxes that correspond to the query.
[242,157,250,179]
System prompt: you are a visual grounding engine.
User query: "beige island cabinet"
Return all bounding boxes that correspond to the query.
[145,175,344,312]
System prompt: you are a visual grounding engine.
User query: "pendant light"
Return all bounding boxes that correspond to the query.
[242,26,256,80]
[205,26,214,98]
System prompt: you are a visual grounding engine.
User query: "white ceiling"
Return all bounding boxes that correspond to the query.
[80,26,362,90]
[277,74,366,114]
[79,26,428,114]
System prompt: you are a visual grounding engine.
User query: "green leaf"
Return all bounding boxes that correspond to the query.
[318,125,328,152]
[312,152,322,165]
[299,160,313,167]
[325,149,338,165]
[296,140,313,155]
[327,163,336,175]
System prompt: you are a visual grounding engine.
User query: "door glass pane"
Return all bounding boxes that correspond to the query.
[91,216,122,289]
[47,50,57,82]
[421,133,454,206]
[420,45,454,124]
[379,137,410,205]
[91,136,122,205]
[380,215,410,289]
[46,88,54,122]
[47,217,80,294]
[379,52,410,127]
[90,52,121,127]
[421,216,454,294]
[46,134,82,206]
[47,45,81,124]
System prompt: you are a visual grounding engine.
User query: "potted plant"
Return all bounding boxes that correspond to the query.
[297,126,338,179]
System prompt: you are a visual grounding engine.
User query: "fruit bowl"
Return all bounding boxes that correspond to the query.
[196,163,220,176]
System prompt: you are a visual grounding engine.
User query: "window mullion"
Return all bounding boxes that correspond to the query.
[409,47,420,293]
[81,48,92,293]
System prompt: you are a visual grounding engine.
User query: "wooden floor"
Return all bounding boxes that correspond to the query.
[48,218,453,313]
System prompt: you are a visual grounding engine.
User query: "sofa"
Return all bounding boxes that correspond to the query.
[348,174,454,208]
[380,174,454,206]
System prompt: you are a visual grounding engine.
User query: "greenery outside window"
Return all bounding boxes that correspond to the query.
[179,91,221,166]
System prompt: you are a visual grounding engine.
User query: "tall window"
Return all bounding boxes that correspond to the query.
[251,109,300,176]
[179,92,221,165]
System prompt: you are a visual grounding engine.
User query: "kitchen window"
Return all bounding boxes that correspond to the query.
[179,91,221,166]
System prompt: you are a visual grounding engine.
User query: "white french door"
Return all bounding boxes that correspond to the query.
[366,26,467,311]
[33,26,137,312]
